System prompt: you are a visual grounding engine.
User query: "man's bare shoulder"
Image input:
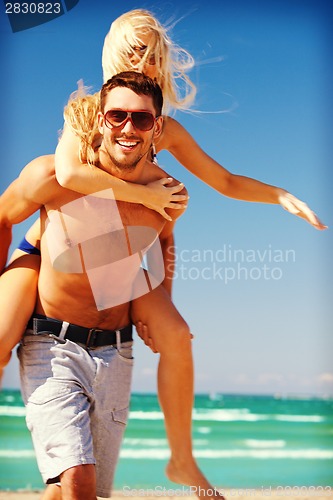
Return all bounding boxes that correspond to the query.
[147,161,182,186]
[21,154,55,178]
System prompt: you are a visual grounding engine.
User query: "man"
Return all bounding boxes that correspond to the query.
[0,72,186,499]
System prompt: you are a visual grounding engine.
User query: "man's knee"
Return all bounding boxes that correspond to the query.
[61,463,95,482]
[40,484,61,500]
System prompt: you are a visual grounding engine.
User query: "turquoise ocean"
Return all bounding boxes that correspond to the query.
[0,390,332,492]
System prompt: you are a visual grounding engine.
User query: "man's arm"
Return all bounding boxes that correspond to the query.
[159,229,175,296]
[0,226,12,272]
[0,155,59,269]
[0,177,40,270]
[135,183,187,350]
[158,188,187,295]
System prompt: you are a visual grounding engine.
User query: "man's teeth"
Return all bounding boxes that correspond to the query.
[117,140,138,147]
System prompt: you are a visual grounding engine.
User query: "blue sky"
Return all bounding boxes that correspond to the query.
[0,0,332,396]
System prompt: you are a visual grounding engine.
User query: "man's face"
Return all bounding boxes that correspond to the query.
[98,87,162,173]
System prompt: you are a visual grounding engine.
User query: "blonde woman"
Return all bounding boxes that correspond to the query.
[0,9,325,500]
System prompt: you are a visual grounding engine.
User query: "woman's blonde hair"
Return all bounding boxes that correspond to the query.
[102,9,196,112]
[63,87,100,165]
[63,9,197,164]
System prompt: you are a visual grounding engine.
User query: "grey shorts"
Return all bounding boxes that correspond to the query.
[18,331,133,498]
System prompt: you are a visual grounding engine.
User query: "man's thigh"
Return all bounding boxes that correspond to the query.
[18,335,96,484]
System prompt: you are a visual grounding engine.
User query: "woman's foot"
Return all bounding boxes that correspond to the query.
[166,457,225,499]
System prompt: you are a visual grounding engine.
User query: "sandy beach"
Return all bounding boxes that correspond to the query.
[1,491,333,500]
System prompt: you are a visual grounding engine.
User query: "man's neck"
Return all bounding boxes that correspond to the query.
[97,148,149,185]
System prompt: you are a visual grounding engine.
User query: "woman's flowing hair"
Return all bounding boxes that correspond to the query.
[63,88,100,165]
[102,9,196,113]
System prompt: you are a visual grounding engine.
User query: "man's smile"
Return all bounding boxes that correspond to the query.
[115,138,141,152]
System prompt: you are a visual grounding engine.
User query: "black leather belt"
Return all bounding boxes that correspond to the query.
[27,314,132,348]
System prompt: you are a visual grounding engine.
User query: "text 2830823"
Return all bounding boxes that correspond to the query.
[5,2,62,14]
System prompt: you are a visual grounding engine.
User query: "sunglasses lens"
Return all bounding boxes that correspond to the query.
[132,112,155,131]
[105,110,128,127]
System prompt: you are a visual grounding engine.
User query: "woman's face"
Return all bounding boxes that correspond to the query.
[128,32,159,80]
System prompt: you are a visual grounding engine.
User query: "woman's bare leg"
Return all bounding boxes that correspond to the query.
[0,254,40,385]
[0,219,41,385]
[131,286,223,499]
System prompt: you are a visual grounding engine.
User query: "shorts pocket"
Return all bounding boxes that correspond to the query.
[116,341,134,364]
[25,380,76,435]
[111,406,129,426]
[18,337,57,405]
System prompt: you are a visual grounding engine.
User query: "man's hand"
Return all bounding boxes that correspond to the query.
[136,321,159,353]
[278,191,327,230]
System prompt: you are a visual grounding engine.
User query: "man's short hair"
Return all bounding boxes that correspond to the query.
[100,71,163,117]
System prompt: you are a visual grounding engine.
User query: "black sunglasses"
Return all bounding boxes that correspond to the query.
[103,110,157,131]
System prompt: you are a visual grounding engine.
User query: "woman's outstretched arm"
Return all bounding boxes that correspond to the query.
[55,115,326,230]
[158,117,327,230]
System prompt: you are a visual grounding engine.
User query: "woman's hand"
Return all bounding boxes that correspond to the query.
[143,178,188,221]
[278,190,327,230]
